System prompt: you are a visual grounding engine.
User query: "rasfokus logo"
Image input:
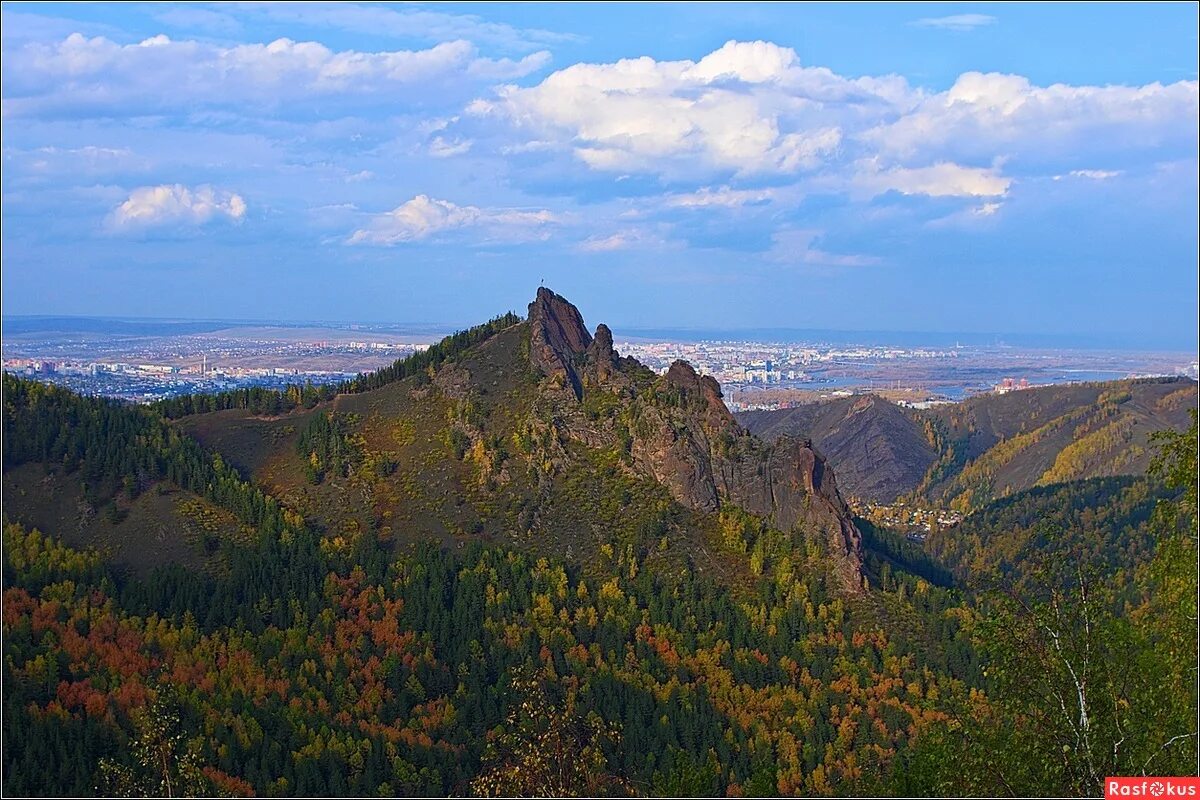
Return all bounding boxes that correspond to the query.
[1106,777,1200,798]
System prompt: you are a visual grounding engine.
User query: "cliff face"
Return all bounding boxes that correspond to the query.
[528,287,593,398]
[525,289,865,589]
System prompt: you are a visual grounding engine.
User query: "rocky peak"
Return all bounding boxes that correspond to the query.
[665,360,735,431]
[522,287,865,590]
[590,323,614,359]
[666,360,724,401]
[586,323,619,383]
[528,287,593,398]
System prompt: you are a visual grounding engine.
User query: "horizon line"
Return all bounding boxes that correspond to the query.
[2,312,1197,354]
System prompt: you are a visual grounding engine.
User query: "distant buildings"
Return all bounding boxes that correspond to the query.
[896,399,955,410]
[862,502,963,535]
[992,377,1031,394]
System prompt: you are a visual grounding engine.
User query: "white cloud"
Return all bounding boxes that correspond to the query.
[347,194,557,245]
[860,72,1198,164]
[2,33,551,118]
[578,227,672,252]
[470,40,856,177]
[912,14,997,32]
[664,185,781,209]
[466,40,1196,193]
[466,50,552,80]
[766,229,880,267]
[853,160,1012,198]
[110,184,246,229]
[1055,169,1123,181]
[429,136,473,158]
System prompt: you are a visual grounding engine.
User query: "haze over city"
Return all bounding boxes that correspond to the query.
[2,2,1197,349]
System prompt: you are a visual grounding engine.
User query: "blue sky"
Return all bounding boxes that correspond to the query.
[2,2,1197,348]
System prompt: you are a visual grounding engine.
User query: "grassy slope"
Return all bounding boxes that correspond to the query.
[924,475,1170,596]
[1,463,246,576]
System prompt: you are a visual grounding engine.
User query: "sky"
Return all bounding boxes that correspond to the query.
[1,2,1197,349]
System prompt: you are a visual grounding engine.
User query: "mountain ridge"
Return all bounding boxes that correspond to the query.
[519,287,867,588]
[137,288,868,591]
[738,376,1196,509]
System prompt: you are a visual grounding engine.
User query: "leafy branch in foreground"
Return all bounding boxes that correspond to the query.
[900,410,1199,796]
[471,666,630,798]
[97,691,221,798]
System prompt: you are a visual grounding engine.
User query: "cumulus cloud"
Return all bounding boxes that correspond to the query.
[912,14,996,32]
[347,194,557,245]
[109,184,246,229]
[2,32,551,118]
[853,160,1012,198]
[464,40,1196,197]
[469,40,859,176]
[859,71,1198,164]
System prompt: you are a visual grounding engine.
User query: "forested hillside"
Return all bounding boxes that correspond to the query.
[739,378,1195,510]
[3,290,1195,797]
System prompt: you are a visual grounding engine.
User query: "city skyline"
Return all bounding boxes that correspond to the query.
[2,2,1197,349]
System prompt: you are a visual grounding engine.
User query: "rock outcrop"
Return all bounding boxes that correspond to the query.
[585,323,619,384]
[528,287,593,398]
[524,290,865,589]
[629,360,863,587]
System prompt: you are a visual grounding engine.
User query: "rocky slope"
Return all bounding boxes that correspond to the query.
[739,395,937,504]
[527,288,865,588]
[738,377,1196,510]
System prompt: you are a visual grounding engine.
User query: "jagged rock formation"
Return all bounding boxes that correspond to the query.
[528,287,593,398]
[585,323,619,384]
[524,289,865,589]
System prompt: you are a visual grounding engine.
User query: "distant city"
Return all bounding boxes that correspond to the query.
[3,316,1196,407]
[614,337,1197,410]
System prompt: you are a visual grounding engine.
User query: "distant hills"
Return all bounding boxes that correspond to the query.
[0,315,453,338]
[738,377,1196,509]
